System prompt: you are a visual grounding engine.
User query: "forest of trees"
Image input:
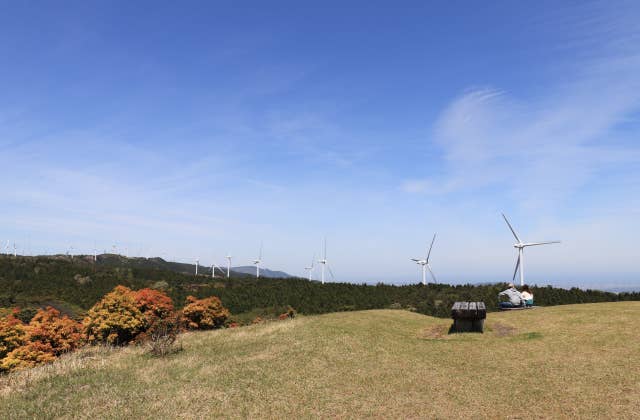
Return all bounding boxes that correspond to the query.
[1,255,638,323]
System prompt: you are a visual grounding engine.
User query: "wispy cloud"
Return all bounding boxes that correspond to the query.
[405,46,640,212]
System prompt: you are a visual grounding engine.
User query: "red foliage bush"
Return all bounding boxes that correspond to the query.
[181,296,230,330]
[132,288,174,322]
[252,316,263,325]
[28,307,84,355]
[228,322,239,328]
[278,313,289,320]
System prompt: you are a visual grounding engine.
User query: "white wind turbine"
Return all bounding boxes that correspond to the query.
[411,233,437,285]
[195,259,199,275]
[317,238,335,285]
[225,254,233,278]
[304,254,315,281]
[253,242,263,278]
[211,262,222,278]
[502,213,561,287]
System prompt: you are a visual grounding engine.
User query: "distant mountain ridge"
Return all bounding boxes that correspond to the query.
[230,266,293,278]
[59,254,294,279]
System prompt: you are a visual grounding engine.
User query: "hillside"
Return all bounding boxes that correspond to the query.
[1,255,638,323]
[1,302,638,418]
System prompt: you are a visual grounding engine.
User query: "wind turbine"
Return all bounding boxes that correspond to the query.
[253,242,263,278]
[411,233,437,285]
[211,262,222,278]
[195,259,199,276]
[317,238,335,284]
[502,213,561,287]
[304,254,315,281]
[225,254,233,278]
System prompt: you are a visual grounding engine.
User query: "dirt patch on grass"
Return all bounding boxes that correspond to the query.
[489,321,518,337]
[418,324,450,339]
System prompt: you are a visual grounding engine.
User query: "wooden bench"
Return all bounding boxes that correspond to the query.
[450,301,486,333]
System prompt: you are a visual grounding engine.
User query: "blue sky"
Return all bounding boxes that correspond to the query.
[1,1,639,289]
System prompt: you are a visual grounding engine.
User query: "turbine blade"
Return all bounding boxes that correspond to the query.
[259,241,263,260]
[426,233,436,262]
[323,237,327,260]
[427,264,437,283]
[523,241,561,247]
[327,265,336,281]
[502,213,522,243]
[512,255,521,281]
[410,258,420,262]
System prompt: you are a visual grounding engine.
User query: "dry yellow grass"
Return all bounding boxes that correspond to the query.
[1,302,639,419]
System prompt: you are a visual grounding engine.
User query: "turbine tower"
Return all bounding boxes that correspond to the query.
[304,254,315,281]
[211,262,221,278]
[317,238,335,284]
[502,213,561,287]
[253,242,263,278]
[411,233,437,285]
[195,259,199,276]
[225,254,232,278]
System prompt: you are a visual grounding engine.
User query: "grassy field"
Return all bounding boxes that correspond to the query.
[1,302,639,418]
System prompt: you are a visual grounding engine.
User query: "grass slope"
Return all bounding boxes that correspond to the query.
[2,302,639,418]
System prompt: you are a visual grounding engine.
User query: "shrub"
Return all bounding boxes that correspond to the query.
[252,316,263,325]
[146,315,182,357]
[28,307,84,355]
[0,311,27,359]
[181,296,230,330]
[132,288,174,324]
[83,286,146,345]
[278,307,297,320]
[150,280,170,290]
[0,341,56,372]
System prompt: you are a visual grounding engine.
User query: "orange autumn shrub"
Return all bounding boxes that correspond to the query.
[132,288,174,322]
[0,341,56,372]
[0,310,27,360]
[83,286,146,345]
[278,313,289,320]
[181,296,230,330]
[28,307,84,355]
[131,288,178,343]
